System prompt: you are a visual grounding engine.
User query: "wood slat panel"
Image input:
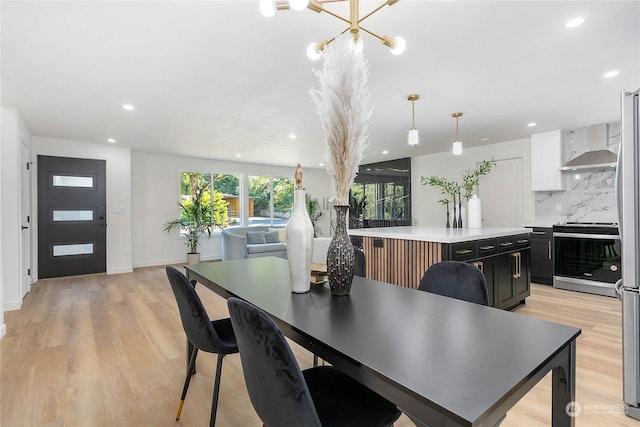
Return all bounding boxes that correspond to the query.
[362,237,443,289]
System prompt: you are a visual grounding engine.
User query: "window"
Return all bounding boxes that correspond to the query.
[213,173,240,227]
[248,175,294,226]
[179,171,241,230]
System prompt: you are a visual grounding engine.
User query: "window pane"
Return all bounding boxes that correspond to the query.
[248,175,293,226]
[213,173,239,227]
[53,210,94,222]
[178,172,213,233]
[52,175,93,187]
[53,243,94,256]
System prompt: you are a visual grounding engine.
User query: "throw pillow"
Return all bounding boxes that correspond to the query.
[270,228,288,242]
[246,231,267,245]
[265,230,281,243]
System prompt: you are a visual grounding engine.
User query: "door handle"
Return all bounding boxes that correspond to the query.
[21,226,28,230]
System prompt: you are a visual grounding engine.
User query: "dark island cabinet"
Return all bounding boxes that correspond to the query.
[528,227,553,285]
[444,233,530,310]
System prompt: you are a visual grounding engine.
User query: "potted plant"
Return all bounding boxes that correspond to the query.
[305,193,324,238]
[164,182,214,264]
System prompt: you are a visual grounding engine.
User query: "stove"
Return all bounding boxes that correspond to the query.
[552,222,621,296]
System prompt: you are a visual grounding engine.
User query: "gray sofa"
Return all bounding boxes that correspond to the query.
[221,226,287,261]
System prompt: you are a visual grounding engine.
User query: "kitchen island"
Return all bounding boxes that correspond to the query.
[349,226,531,310]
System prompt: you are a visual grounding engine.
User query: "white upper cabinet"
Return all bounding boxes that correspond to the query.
[530,130,565,191]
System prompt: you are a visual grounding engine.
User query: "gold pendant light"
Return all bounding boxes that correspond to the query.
[407,94,420,146]
[452,112,463,156]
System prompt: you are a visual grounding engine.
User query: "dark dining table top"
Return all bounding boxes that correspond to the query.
[186,257,581,425]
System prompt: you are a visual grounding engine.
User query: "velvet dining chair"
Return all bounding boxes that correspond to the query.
[165,266,239,426]
[418,260,489,305]
[227,297,402,427]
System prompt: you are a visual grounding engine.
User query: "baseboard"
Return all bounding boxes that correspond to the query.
[4,299,23,312]
[0,323,6,340]
[107,266,134,275]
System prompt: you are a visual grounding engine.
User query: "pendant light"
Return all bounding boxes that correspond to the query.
[407,94,420,146]
[452,112,463,156]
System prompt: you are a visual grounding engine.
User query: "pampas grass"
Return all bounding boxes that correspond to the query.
[310,34,372,205]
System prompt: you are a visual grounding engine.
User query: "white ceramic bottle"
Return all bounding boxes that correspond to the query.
[467,194,482,228]
[286,188,314,293]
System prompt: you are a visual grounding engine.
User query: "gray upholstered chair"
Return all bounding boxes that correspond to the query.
[227,297,401,427]
[221,226,286,260]
[418,260,489,305]
[165,266,239,426]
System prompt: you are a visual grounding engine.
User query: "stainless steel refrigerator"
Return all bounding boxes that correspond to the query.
[616,88,640,420]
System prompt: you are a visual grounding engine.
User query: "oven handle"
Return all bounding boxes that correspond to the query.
[553,232,620,240]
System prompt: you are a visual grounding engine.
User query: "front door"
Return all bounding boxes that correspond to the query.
[37,155,106,278]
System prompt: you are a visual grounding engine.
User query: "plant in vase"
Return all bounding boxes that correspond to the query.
[305,193,324,237]
[420,175,461,228]
[164,181,220,264]
[310,34,372,296]
[461,158,496,228]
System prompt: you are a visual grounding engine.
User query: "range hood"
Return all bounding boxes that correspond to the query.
[559,123,617,170]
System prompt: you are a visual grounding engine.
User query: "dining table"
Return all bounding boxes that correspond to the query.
[185,256,581,426]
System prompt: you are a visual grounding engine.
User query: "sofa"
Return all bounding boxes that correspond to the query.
[221,226,287,261]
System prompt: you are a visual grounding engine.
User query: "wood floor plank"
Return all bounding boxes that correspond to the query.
[1,268,636,426]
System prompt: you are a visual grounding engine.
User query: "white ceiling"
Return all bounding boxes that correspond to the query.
[2,1,639,169]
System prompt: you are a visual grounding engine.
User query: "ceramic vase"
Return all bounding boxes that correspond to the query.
[286,188,314,293]
[467,194,482,228]
[327,205,355,296]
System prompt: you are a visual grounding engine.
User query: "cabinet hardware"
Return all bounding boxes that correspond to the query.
[517,239,529,245]
[531,231,546,235]
[480,245,495,251]
[512,253,518,278]
[548,241,552,260]
[456,249,473,255]
[501,242,513,248]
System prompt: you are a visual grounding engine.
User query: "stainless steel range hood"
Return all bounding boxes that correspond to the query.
[559,123,617,170]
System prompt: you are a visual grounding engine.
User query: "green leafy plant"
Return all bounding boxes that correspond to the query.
[421,158,496,205]
[164,182,219,254]
[305,193,324,237]
[461,158,496,200]
[420,175,461,206]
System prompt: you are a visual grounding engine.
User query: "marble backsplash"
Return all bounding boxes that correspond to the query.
[534,122,620,225]
[534,168,617,224]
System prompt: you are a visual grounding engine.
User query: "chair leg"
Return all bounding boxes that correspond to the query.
[176,347,199,421]
[209,354,226,427]
[313,354,318,367]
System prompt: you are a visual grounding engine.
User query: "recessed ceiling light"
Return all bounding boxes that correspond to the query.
[236,154,242,158]
[480,137,490,142]
[122,104,135,111]
[603,70,619,78]
[107,138,116,143]
[565,17,585,28]
[289,133,297,139]
[319,162,324,167]
[527,122,537,127]
[382,150,389,155]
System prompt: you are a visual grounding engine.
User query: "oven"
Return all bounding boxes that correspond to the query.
[553,222,621,297]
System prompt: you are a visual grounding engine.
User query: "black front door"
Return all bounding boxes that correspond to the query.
[37,155,106,278]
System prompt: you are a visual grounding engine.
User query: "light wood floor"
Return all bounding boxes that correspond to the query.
[1,265,637,426]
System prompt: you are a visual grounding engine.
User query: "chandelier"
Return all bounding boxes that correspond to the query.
[259,0,406,60]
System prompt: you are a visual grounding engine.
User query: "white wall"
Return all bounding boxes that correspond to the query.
[31,137,133,276]
[412,138,535,227]
[2,108,31,311]
[131,151,332,268]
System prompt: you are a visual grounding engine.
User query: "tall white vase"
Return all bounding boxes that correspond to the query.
[286,189,314,293]
[467,194,482,228]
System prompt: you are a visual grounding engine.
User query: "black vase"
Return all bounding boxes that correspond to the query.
[327,205,355,296]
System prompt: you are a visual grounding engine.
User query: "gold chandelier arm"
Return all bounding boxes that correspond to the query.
[318,7,351,25]
[358,0,400,24]
[358,25,388,44]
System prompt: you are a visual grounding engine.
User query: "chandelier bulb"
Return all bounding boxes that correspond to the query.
[389,36,406,55]
[306,42,323,60]
[289,0,310,11]
[259,0,276,17]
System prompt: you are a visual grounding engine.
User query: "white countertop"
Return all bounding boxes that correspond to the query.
[348,226,531,244]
